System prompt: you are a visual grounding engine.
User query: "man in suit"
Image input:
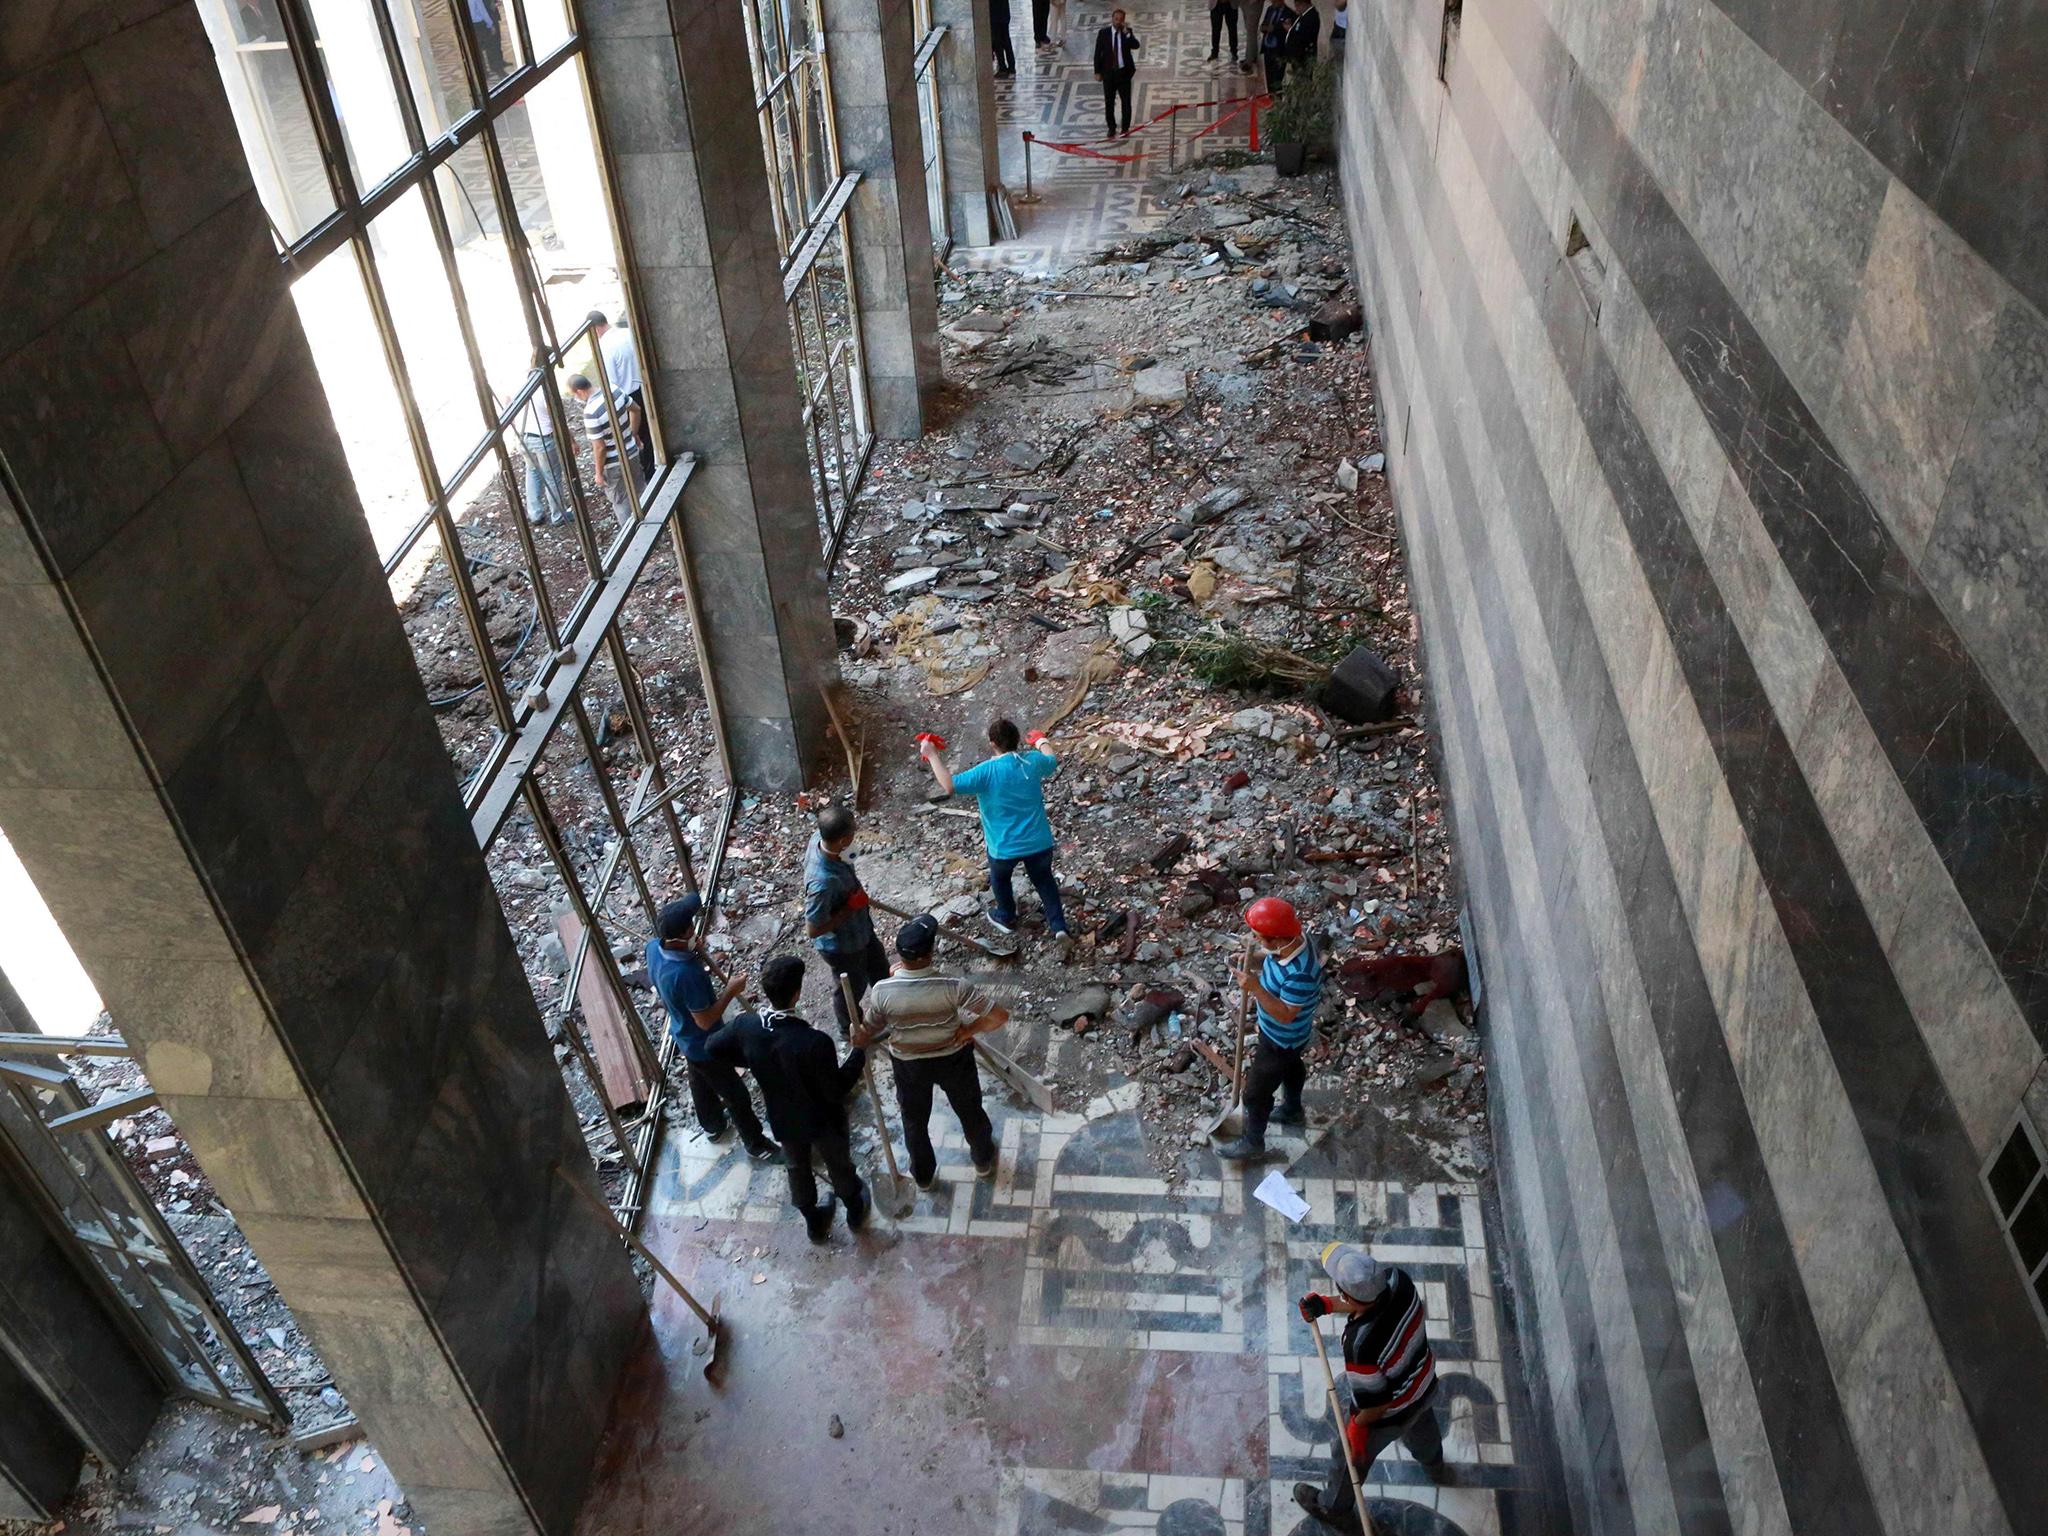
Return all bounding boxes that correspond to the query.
[989,0,1016,75]
[1285,0,1321,73]
[1093,9,1140,136]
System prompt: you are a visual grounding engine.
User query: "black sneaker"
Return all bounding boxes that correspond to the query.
[804,1197,838,1242]
[985,908,1018,935]
[974,1151,998,1179]
[1214,1135,1266,1162]
[747,1140,787,1165]
[914,1170,938,1191]
[1270,1102,1306,1128]
[1292,1484,1338,1527]
[846,1187,871,1230]
[1207,47,1218,58]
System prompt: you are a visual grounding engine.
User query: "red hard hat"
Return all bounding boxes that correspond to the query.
[1246,897,1300,940]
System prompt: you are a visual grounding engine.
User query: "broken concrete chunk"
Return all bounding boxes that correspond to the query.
[1003,442,1049,470]
[1363,452,1387,474]
[1053,985,1112,1026]
[1177,886,1217,919]
[1184,485,1248,524]
[929,487,1010,512]
[1419,998,1473,1045]
[1107,606,1151,644]
[1309,301,1363,341]
[1132,364,1188,404]
[1335,458,1359,492]
[885,566,942,594]
[1319,646,1401,724]
[1148,832,1192,871]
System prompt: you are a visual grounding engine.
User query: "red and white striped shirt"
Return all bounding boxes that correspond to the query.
[1339,1266,1437,1432]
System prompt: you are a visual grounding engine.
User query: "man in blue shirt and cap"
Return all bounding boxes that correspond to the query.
[919,716,1072,960]
[645,895,781,1162]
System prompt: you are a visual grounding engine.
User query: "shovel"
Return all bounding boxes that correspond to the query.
[1206,938,1258,1144]
[838,973,915,1218]
[556,1162,727,1375]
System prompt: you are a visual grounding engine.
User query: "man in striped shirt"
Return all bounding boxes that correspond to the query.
[1295,1242,1445,1527]
[566,372,644,527]
[1217,896,1323,1161]
[862,914,1007,1188]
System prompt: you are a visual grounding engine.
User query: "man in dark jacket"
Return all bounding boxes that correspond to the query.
[646,896,781,1163]
[1092,10,1140,136]
[1294,1243,1446,1527]
[804,804,890,1039]
[712,955,875,1240]
[1285,0,1321,71]
[1258,0,1292,94]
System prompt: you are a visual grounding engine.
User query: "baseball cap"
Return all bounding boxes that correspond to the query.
[896,913,940,960]
[655,894,702,941]
[1320,1241,1387,1303]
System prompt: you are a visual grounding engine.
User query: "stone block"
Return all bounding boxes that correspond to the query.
[1318,645,1400,722]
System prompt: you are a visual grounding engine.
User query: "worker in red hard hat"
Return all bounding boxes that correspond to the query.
[1217,896,1323,1161]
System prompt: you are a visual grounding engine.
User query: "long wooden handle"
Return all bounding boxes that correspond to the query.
[1230,937,1255,1094]
[556,1163,716,1329]
[839,973,903,1185]
[866,895,1009,960]
[1308,1308,1375,1536]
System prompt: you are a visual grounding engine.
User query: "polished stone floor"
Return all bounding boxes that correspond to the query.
[980,1,1267,271]
[574,1010,1560,1536]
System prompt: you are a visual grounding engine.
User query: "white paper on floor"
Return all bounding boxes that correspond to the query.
[1253,1169,1311,1222]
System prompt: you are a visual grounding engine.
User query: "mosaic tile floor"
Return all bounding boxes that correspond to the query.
[976,2,1268,272]
[581,1015,1560,1536]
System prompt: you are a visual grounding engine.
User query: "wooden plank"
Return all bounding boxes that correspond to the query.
[974,1038,1053,1113]
[554,911,653,1113]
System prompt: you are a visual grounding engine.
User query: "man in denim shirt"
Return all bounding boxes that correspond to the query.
[805,804,890,1038]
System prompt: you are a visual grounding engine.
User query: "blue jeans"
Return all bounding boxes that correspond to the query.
[989,846,1067,934]
[522,432,569,524]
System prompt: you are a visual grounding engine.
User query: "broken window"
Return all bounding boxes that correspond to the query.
[1564,214,1605,322]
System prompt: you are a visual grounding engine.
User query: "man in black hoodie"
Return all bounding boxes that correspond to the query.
[710,954,874,1241]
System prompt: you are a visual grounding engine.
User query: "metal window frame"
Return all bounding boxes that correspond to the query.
[911,15,950,257]
[205,0,744,1226]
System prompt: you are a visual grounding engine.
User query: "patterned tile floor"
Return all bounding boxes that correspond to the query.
[579,1015,1561,1535]
[977,2,1269,271]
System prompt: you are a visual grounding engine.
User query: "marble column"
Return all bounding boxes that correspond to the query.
[821,0,944,436]
[932,0,1001,245]
[0,7,643,1532]
[583,0,838,789]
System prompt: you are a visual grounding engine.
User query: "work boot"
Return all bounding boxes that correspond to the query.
[845,1186,871,1230]
[746,1139,786,1165]
[1270,1101,1306,1128]
[1292,1484,1339,1528]
[804,1196,839,1242]
[1214,1133,1266,1162]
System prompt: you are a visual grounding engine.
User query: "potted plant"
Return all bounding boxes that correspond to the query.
[1264,56,1338,176]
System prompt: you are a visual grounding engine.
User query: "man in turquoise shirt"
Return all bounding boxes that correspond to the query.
[920,716,1072,958]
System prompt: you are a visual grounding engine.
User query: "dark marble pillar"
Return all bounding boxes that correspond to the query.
[0,7,642,1531]
[582,0,838,790]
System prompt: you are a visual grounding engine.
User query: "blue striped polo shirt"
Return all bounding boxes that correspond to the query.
[1256,937,1322,1048]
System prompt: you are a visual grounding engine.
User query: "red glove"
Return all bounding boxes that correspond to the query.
[1344,1413,1370,1461]
[843,889,871,913]
[1026,730,1048,746]
[916,732,948,750]
[1299,1292,1331,1323]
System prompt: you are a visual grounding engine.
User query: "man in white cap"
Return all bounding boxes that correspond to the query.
[1294,1242,1446,1526]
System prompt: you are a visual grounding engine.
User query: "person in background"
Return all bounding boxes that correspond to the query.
[1208,0,1242,65]
[804,803,891,1039]
[1046,0,1067,49]
[1092,9,1140,136]
[467,0,508,77]
[862,916,1007,1188]
[1294,1244,1446,1527]
[989,0,1016,75]
[1259,0,1293,94]
[919,718,1072,959]
[709,955,874,1241]
[1216,897,1322,1161]
[587,311,653,480]
[517,395,571,527]
[1329,0,1347,57]
[566,372,643,527]
[1285,0,1321,76]
[1031,0,1051,47]
[644,896,782,1164]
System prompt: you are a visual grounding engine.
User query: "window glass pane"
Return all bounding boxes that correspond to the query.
[1989,1128,2041,1219]
[521,0,573,58]
[198,0,338,243]
[385,0,477,138]
[497,411,597,629]
[507,59,627,342]
[436,140,535,410]
[305,0,413,191]
[367,185,489,487]
[289,245,425,561]
[2013,1183,2048,1274]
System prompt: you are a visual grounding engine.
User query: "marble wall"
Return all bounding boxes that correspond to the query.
[1336,2,2048,1533]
